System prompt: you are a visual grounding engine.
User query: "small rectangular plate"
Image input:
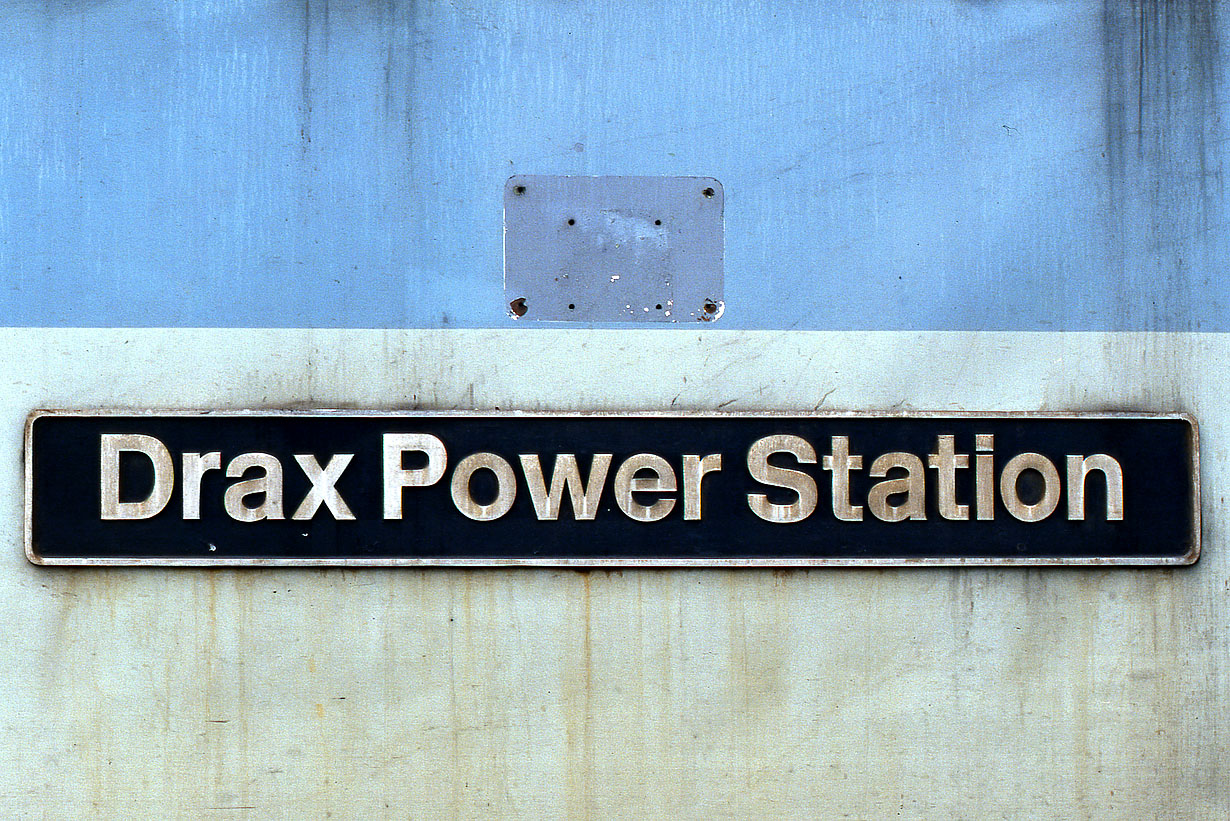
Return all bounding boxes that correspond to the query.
[503,175,724,322]
[25,411,1198,567]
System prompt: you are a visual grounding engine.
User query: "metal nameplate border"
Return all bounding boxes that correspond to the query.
[24,409,1201,568]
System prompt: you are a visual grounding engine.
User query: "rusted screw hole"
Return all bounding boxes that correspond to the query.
[702,187,714,198]
[703,301,717,313]
[654,219,662,226]
[567,218,575,226]
[568,303,575,310]
[514,185,526,195]
[509,297,528,317]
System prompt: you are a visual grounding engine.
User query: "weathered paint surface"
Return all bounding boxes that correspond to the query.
[0,329,1226,818]
[0,0,1226,329]
[2,0,1229,816]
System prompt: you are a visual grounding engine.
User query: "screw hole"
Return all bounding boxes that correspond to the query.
[702,187,714,198]
[654,219,662,226]
[567,218,575,226]
[703,301,717,313]
[514,185,526,195]
[655,304,662,310]
[568,303,575,310]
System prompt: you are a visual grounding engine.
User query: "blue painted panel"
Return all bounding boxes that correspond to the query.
[0,1,1225,329]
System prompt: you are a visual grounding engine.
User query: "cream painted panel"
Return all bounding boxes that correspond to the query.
[0,330,1224,819]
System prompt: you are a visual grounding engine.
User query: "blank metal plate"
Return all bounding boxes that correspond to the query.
[503,175,724,322]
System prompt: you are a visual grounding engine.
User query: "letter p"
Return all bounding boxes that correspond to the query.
[383,433,447,519]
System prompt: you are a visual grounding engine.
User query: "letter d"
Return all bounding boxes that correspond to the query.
[100,434,174,520]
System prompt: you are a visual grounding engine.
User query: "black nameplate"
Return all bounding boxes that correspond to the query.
[25,411,1199,566]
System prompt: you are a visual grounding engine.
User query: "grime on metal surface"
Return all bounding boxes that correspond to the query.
[503,176,724,323]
